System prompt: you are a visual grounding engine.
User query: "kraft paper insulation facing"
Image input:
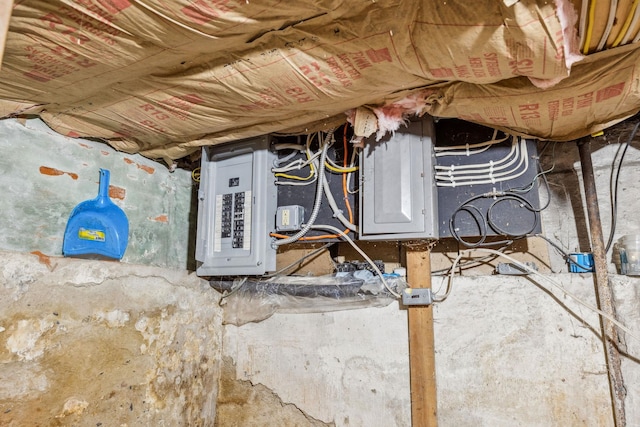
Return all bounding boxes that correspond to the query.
[0,0,639,162]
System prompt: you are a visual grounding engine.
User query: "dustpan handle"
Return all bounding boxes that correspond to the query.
[98,169,111,199]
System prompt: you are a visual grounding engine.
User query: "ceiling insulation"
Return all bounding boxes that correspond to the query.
[1,0,640,163]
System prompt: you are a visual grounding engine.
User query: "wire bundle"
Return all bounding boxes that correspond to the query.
[435,136,529,187]
[581,0,640,54]
[270,127,359,242]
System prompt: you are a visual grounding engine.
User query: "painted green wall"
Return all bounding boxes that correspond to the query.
[0,118,196,270]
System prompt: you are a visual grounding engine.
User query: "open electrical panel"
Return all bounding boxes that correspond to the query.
[195,116,541,277]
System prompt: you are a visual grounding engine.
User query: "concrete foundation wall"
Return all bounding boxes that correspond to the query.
[220,274,640,426]
[0,251,222,426]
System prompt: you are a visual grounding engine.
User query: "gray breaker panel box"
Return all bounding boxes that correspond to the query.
[195,137,277,276]
[359,117,438,240]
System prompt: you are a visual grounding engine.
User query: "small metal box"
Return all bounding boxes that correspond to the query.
[276,205,305,231]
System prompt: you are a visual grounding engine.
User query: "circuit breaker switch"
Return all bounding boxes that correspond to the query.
[276,205,305,231]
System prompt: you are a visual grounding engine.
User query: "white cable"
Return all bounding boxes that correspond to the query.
[579,0,588,50]
[434,130,507,156]
[622,1,640,45]
[321,169,357,231]
[274,177,317,186]
[436,139,530,187]
[435,141,526,183]
[326,156,358,172]
[435,135,518,171]
[274,150,299,167]
[436,249,639,343]
[272,151,321,173]
[273,131,333,246]
[309,224,402,298]
[596,0,618,51]
[435,137,522,178]
[346,148,359,194]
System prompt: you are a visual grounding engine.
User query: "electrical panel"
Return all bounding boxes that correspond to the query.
[195,137,277,276]
[358,117,438,240]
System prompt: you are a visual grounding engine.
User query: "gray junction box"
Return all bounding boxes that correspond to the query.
[358,117,438,241]
[195,137,277,276]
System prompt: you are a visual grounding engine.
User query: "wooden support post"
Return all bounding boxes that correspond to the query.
[578,139,626,427]
[405,244,438,427]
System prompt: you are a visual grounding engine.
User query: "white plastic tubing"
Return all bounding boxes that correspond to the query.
[435,136,529,187]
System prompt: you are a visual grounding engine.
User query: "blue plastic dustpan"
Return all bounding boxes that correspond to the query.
[62,169,129,260]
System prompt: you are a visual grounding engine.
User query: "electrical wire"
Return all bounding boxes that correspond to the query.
[435,135,517,171]
[596,0,618,50]
[605,120,640,252]
[342,125,355,223]
[325,156,358,173]
[535,233,594,272]
[449,190,538,248]
[436,138,530,187]
[345,146,359,194]
[262,242,334,278]
[322,168,357,231]
[612,0,640,47]
[435,248,640,343]
[582,0,598,54]
[621,0,640,45]
[309,224,402,298]
[434,130,508,157]
[271,126,354,241]
[273,131,333,246]
[447,139,551,249]
[219,276,248,300]
[487,194,539,237]
[430,245,511,276]
[579,0,589,50]
[510,141,555,194]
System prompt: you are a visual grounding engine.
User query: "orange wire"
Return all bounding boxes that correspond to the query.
[271,126,353,241]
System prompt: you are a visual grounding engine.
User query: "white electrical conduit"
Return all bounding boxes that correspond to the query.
[273,149,301,167]
[434,130,509,157]
[435,138,527,183]
[272,150,321,173]
[434,129,499,152]
[435,249,640,343]
[596,0,618,51]
[633,21,640,43]
[321,168,358,231]
[309,224,402,298]
[436,139,529,187]
[435,135,518,171]
[273,131,333,246]
[622,1,640,45]
[435,137,523,179]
